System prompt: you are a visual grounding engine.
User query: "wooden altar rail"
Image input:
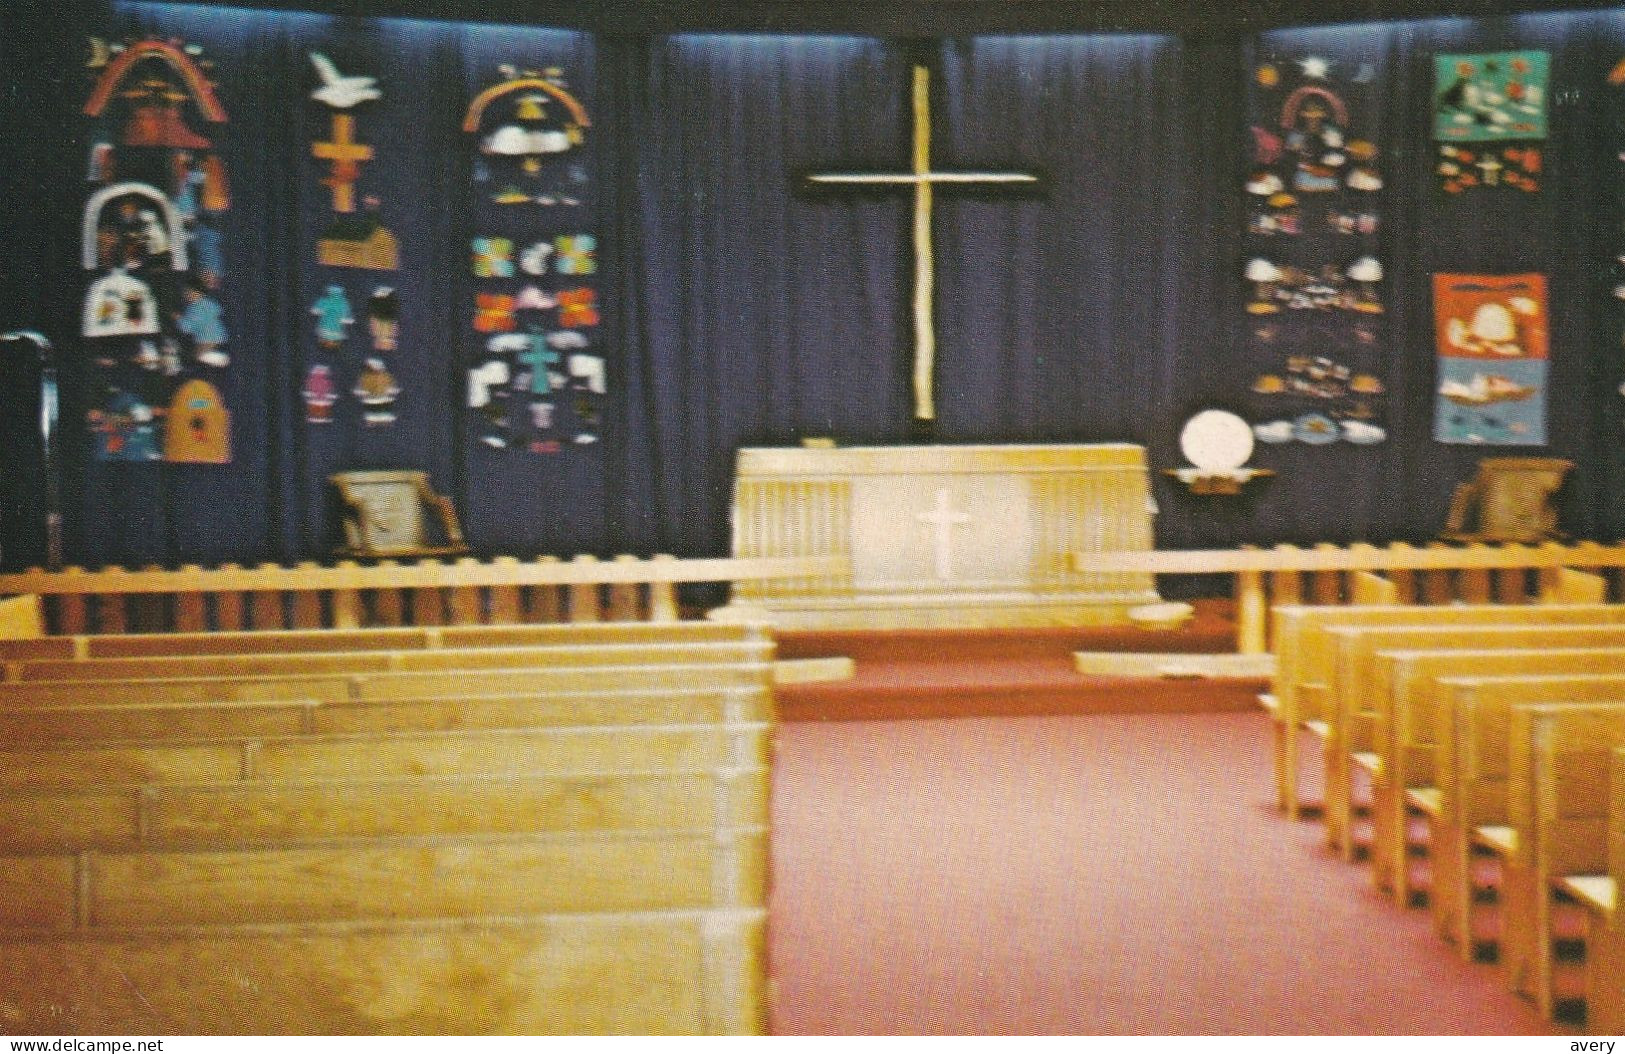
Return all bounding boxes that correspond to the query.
[0,555,848,637]
[1071,541,1625,655]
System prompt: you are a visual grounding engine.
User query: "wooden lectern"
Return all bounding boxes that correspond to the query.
[1439,457,1572,544]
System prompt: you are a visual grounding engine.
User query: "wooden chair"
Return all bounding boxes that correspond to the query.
[1440,458,1573,544]
[330,470,468,558]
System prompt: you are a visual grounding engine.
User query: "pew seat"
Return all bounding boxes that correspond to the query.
[1476,825,1517,854]
[1559,875,1617,915]
[1406,787,1442,816]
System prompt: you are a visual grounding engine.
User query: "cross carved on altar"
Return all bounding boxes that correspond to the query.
[916,486,972,581]
[807,64,1040,424]
[312,113,374,214]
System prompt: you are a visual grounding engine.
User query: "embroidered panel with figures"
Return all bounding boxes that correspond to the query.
[82,37,233,463]
[301,46,403,432]
[1608,56,1625,423]
[1432,272,1548,445]
[1241,51,1388,448]
[1434,51,1548,196]
[463,67,603,456]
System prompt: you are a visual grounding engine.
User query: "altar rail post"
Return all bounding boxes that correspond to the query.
[0,556,848,636]
[1072,541,1625,654]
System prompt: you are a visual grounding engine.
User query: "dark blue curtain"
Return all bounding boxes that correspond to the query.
[621,35,912,557]
[935,35,1205,445]
[931,35,1242,552]
[9,4,1625,571]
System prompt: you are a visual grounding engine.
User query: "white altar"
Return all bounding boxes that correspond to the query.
[718,443,1161,629]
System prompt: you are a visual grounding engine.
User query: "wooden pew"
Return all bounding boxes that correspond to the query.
[1433,674,1625,957]
[0,620,766,662]
[1579,748,1624,1033]
[0,908,766,1033]
[0,767,767,852]
[0,594,44,639]
[0,620,775,1033]
[1324,625,1625,861]
[1368,641,1625,903]
[1268,604,1625,819]
[1503,703,1625,1020]
[7,639,775,682]
[0,722,771,789]
[0,827,768,927]
[0,686,770,744]
[0,661,773,707]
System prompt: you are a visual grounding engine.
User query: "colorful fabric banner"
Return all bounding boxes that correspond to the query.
[81,35,235,463]
[1433,272,1548,445]
[1434,52,1548,195]
[463,67,602,454]
[1434,52,1549,141]
[1241,50,1389,446]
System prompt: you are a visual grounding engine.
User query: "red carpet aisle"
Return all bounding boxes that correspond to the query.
[768,710,1563,1035]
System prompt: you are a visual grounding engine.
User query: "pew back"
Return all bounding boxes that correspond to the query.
[0,767,768,852]
[1586,748,1625,1034]
[0,687,771,744]
[1323,623,1625,855]
[0,617,776,1034]
[0,908,767,1033]
[0,662,774,706]
[0,722,771,789]
[7,639,774,682]
[1432,675,1625,951]
[1268,604,1625,818]
[1,828,769,929]
[1504,702,1625,1014]
[1274,603,1625,724]
[1371,648,1625,899]
[1615,747,1625,883]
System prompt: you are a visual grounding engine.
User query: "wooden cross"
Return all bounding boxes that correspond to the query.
[807,64,1039,423]
[915,486,972,581]
[312,113,374,214]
